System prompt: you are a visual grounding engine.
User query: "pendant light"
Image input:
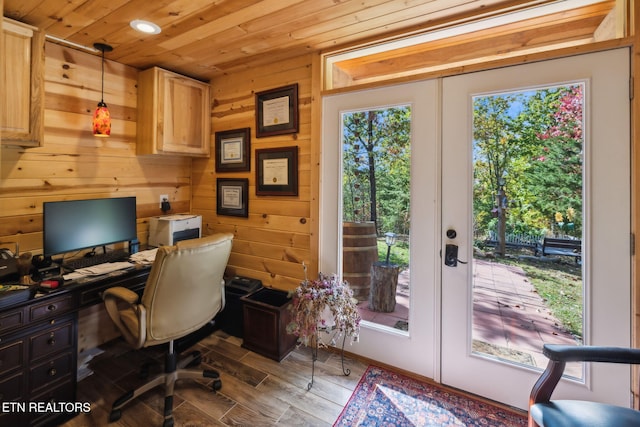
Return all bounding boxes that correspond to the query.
[92,43,113,137]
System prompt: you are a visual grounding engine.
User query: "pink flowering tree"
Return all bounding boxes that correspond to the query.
[473,84,583,241]
[527,85,583,236]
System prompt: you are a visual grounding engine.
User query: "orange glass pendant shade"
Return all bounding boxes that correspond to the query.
[92,43,113,137]
[93,101,111,137]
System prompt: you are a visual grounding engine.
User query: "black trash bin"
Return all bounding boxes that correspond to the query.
[217,276,262,337]
[176,276,259,352]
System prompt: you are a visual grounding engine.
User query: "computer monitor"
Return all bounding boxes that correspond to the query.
[43,197,137,258]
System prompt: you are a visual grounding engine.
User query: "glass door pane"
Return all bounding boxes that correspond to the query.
[341,106,411,332]
[471,85,584,378]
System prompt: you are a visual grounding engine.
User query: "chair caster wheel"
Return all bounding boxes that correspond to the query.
[203,370,220,379]
[212,379,222,391]
[162,417,174,427]
[109,409,121,422]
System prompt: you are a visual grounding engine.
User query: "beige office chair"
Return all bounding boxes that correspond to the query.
[103,233,233,427]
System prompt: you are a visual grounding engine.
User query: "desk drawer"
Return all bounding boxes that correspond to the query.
[0,372,26,425]
[0,339,24,375]
[0,307,25,335]
[78,276,146,306]
[29,295,74,322]
[29,321,73,362]
[0,407,22,427]
[29,379,76,427]
[0,370,24,401]
[29,351,74,394]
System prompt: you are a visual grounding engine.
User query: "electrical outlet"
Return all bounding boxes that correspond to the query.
[159,194,168,208]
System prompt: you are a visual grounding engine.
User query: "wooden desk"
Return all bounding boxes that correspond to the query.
[0,266,150,427]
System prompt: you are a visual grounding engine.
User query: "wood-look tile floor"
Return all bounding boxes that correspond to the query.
[61,330,367,426]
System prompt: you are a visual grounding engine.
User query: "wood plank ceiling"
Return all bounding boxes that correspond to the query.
[3,0,617,84]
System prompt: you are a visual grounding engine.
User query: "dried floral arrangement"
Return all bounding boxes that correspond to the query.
[286,265,361,347]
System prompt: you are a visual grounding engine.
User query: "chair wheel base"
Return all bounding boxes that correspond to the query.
[163,417,174,427]
[212,379,222,391]
[203,369,220,379]
[109,409,121,422]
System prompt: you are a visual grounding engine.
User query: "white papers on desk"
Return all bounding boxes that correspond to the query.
[77,346,104,381]
[73,262,134,277]
[63,271,85,281]
[129,248,158,265]
[62,261,134,281]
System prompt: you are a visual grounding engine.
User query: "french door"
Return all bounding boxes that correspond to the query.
[321,81,439,378]
[441,49,631,409]
[321,48,630,410]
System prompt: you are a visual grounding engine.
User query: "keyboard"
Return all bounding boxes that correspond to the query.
[73,261,134,276]
[62,250,129,271]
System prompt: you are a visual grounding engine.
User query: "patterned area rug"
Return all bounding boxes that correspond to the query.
[334,365,527,426]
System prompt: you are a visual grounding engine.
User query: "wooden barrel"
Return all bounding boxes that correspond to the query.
[342,222,379,301]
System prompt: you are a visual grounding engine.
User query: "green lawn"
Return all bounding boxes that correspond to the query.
[377,239,409,268]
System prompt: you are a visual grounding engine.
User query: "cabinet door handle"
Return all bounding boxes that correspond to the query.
[48,332,56,346]
[47,304,57,312]
[48,368,57,377]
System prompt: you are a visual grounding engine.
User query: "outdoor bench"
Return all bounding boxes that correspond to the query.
[536,237,582,262]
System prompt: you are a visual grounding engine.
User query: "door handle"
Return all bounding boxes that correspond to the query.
[444,244,467,267]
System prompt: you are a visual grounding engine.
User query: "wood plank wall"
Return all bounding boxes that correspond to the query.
[0,41,191,257]
[0,36,314,293]
[193,54,315,291]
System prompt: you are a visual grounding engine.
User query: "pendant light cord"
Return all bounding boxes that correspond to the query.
[100,48,105,103]
[93,43,112,106]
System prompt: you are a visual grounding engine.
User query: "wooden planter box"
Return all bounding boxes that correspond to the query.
[240,288,297,361]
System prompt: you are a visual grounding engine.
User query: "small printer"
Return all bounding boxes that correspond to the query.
[148,214,202,247]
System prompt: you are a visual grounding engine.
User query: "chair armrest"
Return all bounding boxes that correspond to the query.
[544,344,640,364]
[103,286,146,348]
[103,286,139,304]
[530,344,640,406]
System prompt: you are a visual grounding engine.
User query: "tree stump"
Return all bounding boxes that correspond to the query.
[369,262,400,312]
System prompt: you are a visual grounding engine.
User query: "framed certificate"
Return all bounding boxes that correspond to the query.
[256,146,298,196]
[216,178,249,217]
[215,128,251,172]
[255,84,299,138]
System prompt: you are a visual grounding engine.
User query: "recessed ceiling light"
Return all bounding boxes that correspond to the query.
[130,20,161,35]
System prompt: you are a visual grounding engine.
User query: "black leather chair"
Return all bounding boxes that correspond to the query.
[529,344,640,427]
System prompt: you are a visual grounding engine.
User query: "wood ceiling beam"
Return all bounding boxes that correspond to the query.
[329,2,613,85]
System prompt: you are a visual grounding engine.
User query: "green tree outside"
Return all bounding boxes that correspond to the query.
[342,107,411,237]
[473,85,583,241]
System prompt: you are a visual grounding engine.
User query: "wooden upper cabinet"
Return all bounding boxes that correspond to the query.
[137,67,211,156]
[1,17,45,147]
